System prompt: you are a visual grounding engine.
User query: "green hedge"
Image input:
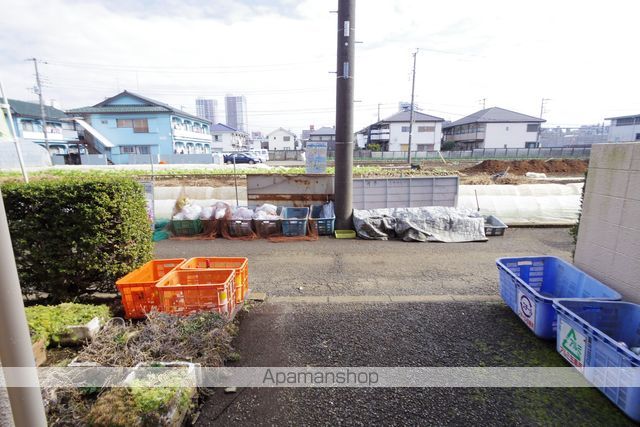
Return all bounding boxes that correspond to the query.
[1,178,153,300]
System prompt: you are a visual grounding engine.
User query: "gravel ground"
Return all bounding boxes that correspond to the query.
[196,302,632,426]
[0,368,13,427]
[155,228,573,297]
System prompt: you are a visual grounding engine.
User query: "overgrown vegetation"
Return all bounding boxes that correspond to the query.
[75,311,236,366]
[25,303,110,346]
[47,310,238,426]
[1,177,153,300]
[86,370,194,427]
[569,170,587,259]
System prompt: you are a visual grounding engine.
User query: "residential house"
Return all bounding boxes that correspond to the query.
[442,107,545,150]
[266,127,297,150]
[67,90,213,163]
[300,125,315,147]
[308,126,336,151]
[363,110,444,152]
[5,99,79,154]
[605,114,640,143]
[211,123,248,152]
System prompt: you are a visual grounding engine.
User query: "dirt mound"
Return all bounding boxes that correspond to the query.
[464,159,588,176]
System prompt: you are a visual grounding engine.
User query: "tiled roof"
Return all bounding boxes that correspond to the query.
[67,90,210,123]
[444,107,545,128]
[67,106,169,114]
[382,110,445,123]
[7,99,68,120]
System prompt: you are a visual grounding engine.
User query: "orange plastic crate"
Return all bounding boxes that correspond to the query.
[116,258,185,319]
[156,269,236,316]
[180,257,249,304]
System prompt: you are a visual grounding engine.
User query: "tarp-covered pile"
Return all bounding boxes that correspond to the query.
[353,207,487,243]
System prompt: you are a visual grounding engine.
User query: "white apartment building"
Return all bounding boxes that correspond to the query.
[443,107,545,149]
[364,110,444,152]
[606,114,640,143]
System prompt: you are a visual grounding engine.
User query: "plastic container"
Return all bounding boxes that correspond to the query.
[171,220,203,236]
[226,219,255,237]
[484,215,507,236]
[254,219,281,238]
[180,257,249,304]
[553,299,640,422]
[156,269,235,316]
[116,259,186,319]
[496,256,621,339]
[335,229,356,239]
[309,205,336,236]
[281,207,309,237]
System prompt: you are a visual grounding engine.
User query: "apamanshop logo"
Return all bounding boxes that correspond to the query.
[263,368,379,386]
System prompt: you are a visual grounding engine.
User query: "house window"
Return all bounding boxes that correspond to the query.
[283,136,291,141]
[21,121,34,131]
[120,146,135,154]
[214,135,219,141]
[418,126,435,132]
[616,118,635,126]
[133,119,149,133]
[101,120,108,124]
[120,145,151,154]
[527,124,540,132]
[117,119,133,128]
[636,133,640,141]
[525,142,539,148]
[401,126,410,132]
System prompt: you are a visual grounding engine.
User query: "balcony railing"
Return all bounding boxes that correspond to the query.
[21,131,64,141]
[173,128,213,141]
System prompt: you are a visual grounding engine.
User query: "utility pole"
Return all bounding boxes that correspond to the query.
[538,98,550,147]
[480,98,486,109]
[334,0,355,230]
[539,98,550,119]
[377,103,382,122]
[407,49,418,165]
[29,58,51,157]
[0,190,48,427]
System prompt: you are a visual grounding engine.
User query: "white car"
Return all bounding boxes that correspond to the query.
[244,149,268,163]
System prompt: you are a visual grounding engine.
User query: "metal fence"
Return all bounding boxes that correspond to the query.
[326,147,591,162]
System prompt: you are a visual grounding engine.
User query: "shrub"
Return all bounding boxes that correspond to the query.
[1,177,153,300]
[441,141,456,151]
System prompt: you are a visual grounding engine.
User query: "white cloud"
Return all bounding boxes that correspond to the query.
[0,0,638,134]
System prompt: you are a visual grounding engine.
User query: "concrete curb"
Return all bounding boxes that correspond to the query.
[266,294,502,304]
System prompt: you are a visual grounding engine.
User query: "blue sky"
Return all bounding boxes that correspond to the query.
[0,0,638,134]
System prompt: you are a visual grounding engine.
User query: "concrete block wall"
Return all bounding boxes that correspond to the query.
[574,142,640,302]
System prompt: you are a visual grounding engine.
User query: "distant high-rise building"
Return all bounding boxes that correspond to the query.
[225,95,248,132]
[195,98,217,123]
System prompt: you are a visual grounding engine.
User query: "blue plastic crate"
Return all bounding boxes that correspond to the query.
[496,256,621,339]
[281,207,309,237]
[309,205,335,236]
[553,299,640,422]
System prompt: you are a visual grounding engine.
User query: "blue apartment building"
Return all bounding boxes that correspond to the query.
[67,90,213,163]
[4,99,80,154]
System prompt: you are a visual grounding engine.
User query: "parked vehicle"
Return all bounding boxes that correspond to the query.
[224,152,262,164]
[246,149,268,163]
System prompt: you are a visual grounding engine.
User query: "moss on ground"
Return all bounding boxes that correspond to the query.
[471,304,635,425]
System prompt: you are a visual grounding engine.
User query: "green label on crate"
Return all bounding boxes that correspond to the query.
[559,319,586,372]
